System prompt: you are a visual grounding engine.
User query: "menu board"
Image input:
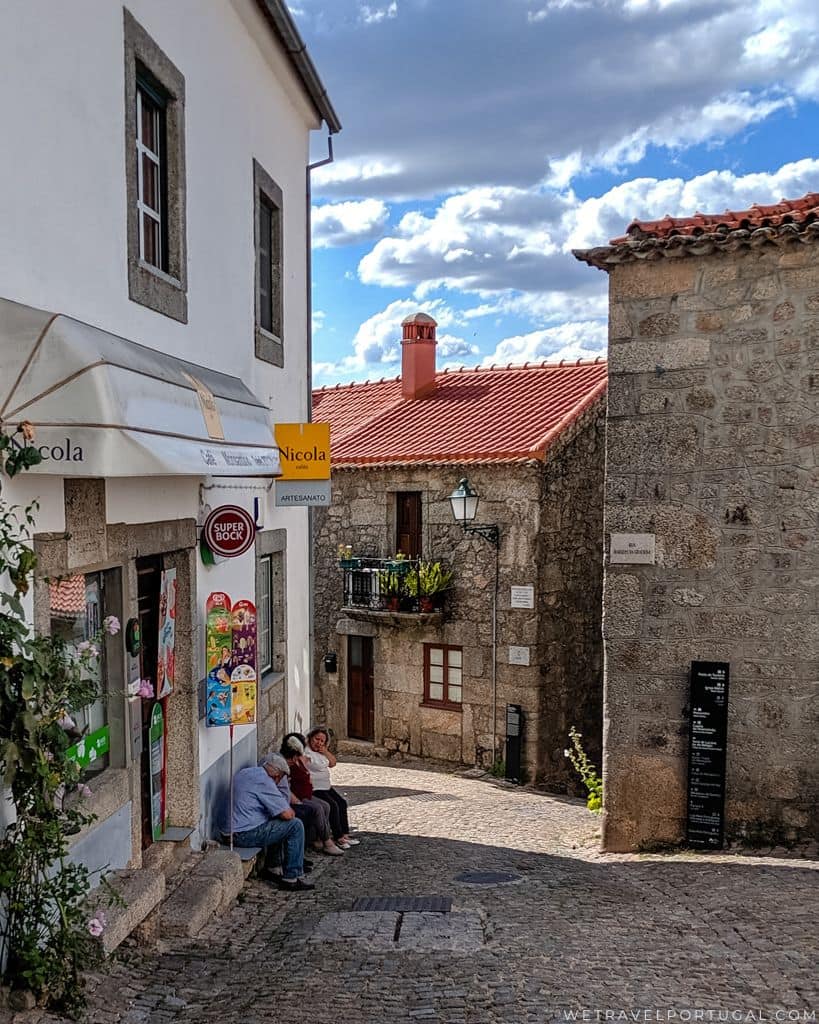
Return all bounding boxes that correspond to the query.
[686,661,730,849]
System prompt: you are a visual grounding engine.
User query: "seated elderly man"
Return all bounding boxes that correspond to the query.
[227,752,315,892]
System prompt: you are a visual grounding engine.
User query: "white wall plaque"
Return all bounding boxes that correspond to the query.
[610,533,655,564]
[508,645,530,666]
[510,585,534,609]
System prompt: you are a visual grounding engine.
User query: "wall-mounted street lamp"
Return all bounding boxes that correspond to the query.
[448,477,500,548]
[447,476,501,764]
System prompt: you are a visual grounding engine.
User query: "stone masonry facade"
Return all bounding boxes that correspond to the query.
[597,243,819,850]
[313,406,605,791]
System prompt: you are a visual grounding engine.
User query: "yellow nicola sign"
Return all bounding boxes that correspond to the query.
[274,422,331,480]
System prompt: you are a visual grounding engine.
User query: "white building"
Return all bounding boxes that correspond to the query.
[0,0,339,874]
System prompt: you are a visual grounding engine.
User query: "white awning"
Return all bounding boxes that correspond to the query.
[0,297,281,477]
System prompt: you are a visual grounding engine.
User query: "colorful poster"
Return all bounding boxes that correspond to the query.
[206,592,233,674]
[156,568,177,698]
[231,600,257,669]
[148,702,165,841]
[205,592,258,727]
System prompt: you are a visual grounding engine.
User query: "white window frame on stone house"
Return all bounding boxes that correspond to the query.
[135,81,165,269]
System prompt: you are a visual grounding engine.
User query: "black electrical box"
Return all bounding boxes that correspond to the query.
[323,652,338,673]
[505,704,524,783]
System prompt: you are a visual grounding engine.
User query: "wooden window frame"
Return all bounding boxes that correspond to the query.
[258,553,273,676]
[422,643,463,711]
[253,159,283,366]
[135,75,168,272]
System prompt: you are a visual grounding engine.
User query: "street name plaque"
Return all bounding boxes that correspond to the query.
[686,660,730,849]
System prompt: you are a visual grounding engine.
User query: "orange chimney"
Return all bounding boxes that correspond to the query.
[401,312,437,400]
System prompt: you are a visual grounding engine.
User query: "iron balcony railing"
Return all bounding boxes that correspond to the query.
[339,556,449,614]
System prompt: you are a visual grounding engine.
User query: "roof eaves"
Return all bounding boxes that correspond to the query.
[254,0,342,133]
[528,377,608,457]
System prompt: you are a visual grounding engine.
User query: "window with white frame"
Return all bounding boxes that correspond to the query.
[423,644,463,709]
[258,554,273,676]
[136,77,166,271]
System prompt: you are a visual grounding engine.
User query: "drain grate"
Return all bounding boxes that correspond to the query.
[455,870,521,885]
[351,896,452,913]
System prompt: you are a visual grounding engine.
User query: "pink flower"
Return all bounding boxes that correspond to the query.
[87,917,104,937]
[137,679,154,699]
[103,616,121,636]
[76,640,92,655]
[78,783,92,798]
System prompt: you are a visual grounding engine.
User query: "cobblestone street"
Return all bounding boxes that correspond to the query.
[43,760,819,1023]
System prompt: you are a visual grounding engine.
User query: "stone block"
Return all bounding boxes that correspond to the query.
[610,260,696,300]
[90,868,165,955]
[607,419,700,470]
[608,338,711,374]
[421,730,461,762]
[603,574,643,639]
[420,706,461,735]
[639,312,680,337]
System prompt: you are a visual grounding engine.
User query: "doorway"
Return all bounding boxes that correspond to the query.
[347,635,374,741]
[136,555,162,848]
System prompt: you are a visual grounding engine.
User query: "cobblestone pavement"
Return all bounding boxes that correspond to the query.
[33,760,819,1023]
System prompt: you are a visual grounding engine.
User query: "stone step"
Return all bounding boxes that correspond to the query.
[89,867,165,954]
[158,848,245,938]
[142,825,195,875]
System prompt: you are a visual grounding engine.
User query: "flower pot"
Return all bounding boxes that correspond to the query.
[339,558,362,570]
[385,559,411,575]
[419,597,434,612]
[385,597,401,612]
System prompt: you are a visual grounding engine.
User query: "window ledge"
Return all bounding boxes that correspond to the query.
[260,669,285,693]
[137,259,183,290]
[67,768,131,847]
[419,700,462,713]
[255,325,284,367]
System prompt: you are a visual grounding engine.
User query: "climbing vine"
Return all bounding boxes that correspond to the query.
[0,425,111,1015]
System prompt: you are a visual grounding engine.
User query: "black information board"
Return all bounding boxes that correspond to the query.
[686,660,730,849]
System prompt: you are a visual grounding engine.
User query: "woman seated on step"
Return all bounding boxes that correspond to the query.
[279,732,345,856]
[303,726,359,850]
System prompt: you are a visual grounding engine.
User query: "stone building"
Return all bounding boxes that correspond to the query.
[312,313,607,789]
[575,192,819,850]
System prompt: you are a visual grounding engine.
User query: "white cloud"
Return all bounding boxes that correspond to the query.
[359,2,397,24]
[480,320,608,367]
[312,309,326,333]
[355,158,819,307]
[298,0,819,198]
[312,199,390,248]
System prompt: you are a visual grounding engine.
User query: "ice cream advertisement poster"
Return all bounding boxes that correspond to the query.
[205,592,257,727]
[156,568,177,699]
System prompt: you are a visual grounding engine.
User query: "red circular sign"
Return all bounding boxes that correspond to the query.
[203,505,256,558]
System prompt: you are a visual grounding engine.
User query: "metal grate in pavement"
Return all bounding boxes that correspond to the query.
[351,896,452,913]
[455,870,521,885]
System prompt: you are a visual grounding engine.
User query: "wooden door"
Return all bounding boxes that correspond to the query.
[396,492,422,558]
[347,635,374,741]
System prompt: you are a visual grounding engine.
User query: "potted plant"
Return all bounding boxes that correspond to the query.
[377,569,402,611]
[409,561,453,612]
[337,543,361,570]
[384,551,411,575]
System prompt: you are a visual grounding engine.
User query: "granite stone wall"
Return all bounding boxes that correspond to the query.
[602,243,819,851]
[313,407,605,789]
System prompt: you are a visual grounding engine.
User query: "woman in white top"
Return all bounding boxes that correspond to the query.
[304,727,359,849]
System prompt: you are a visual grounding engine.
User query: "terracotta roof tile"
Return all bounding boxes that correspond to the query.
[612,192,819,244]
[313,359,607,467]
[574,191,819,270]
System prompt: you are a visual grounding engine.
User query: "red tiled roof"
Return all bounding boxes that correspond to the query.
[612,192,819,244]
[573,190,819,270]
[313,359,607,467]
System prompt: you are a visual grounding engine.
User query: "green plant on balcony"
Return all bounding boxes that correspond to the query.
[336,543,361,570]
[384,551,410,575]
[407,561,453,611]
[377,569,402,610]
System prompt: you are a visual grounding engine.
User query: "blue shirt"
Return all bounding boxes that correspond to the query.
[229,766,291,833]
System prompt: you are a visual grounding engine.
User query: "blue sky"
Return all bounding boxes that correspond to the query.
[291,0,819,387]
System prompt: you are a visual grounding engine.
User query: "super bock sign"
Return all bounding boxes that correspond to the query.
[203,505,256,558]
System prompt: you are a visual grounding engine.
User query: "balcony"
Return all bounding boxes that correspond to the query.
[339,557,450,623]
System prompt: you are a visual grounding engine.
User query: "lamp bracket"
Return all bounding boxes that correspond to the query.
[462,523,500,548]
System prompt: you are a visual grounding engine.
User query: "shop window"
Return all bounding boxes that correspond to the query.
[422,643,463,710]
[396,491,422,558]
[49,572,112,775]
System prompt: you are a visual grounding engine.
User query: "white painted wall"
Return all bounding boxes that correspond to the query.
[0,0,321,757]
